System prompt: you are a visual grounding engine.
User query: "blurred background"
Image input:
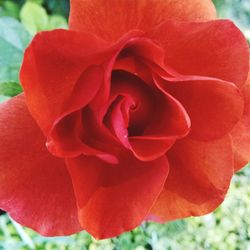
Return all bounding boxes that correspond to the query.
[0,0,249,249]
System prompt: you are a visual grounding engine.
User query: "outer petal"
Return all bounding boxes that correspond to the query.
[45,65,116,161]
[149,136,234,222]
[20,29,109,134]
[69,0,216,41]
[0,95,81,236]
[66,153,169,239]
[233,150,248,172]
[149,20,249,87]
[231,75,250,171]
[155,75,244,141]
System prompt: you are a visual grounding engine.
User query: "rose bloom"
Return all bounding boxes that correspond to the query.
[0,0,249,239]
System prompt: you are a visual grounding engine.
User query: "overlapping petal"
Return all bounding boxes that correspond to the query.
[45,65,117,161]
[149,20,249,87]
[69,0,216,41]
[20,29,110,134]
[66,153,169,239]
[105,71,190,160]
[155,75,244,141]
[0,95,81,236]
[231,75,250,171]
[149,136,233,222]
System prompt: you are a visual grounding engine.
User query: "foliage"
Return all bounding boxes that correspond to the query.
[0,16,29,99]
[0,0,69,18]
[213,0,250,27]
[213,0,250,40]
[0,17,30,82]
[20,1,67,35]
[0,0,68,99]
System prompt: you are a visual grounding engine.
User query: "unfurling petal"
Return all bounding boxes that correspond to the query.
[155,76,244,141]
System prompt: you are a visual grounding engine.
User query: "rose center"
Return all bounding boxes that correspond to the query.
[103,70,159,137]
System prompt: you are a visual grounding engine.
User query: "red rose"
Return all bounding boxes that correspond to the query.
[0,0,249,239]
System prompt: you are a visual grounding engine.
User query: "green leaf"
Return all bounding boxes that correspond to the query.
[0,95,10,103]
[0,82,23,97]
[0,1,20,19]
[47,15,68,30]
[27,0,44,5]
[0,17,31,83]
[45,0,70,18]
[20,2,49,35]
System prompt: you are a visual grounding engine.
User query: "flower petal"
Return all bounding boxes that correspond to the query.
[128,89,190,160]
[106,71,190,160]
[231,77,250,171]
[66,153,169,239]
[232,150,248,172]
[20,29,109,134]
[155,76,244,141]
[149,20,249,87]
[149,136,233,222]
[0,95,81,236]
[129,137,175,161]
[69,0,216,41]
[46,66,110,159]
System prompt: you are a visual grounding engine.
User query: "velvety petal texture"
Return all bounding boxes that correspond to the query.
[20,29,110,133]
[148,20,249,87]
[108,71,190,161]
[231,74,250,171]
[149,136,234,221]
[155,75,244,141]
[67,153,169,239]
[0,95,81,236]
[69,0,216,41]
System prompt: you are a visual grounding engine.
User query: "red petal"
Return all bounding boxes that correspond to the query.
[128,89,190,160]
[232,149,248,171]
[46,66,109,159]
[20,29,109,134]
[114,56,152,84]
[129,137,175,161]
[106,72,190,160]
[81,107,122,161]
[0,95,81,236]
[69,0,216,41]
[231,77,250,171]
[103,95,176,161]
[155,75,244,141]
[149,20,249,87]
[66,153,169,239]
[149,136,233,222]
